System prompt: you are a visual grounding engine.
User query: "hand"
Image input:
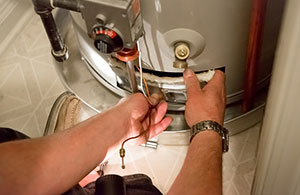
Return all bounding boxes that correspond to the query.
[117,93,173,145]
[183,68,226,127]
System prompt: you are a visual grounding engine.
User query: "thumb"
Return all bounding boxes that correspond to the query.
[183,68,202,98]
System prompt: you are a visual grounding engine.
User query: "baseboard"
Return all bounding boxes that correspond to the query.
[0,0,34,56]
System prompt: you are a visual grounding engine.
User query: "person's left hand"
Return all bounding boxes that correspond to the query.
[117,93,173,145]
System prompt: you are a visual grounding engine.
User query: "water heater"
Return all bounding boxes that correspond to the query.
[32,0,285,138]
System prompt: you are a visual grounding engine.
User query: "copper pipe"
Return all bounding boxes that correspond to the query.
[242,0,269,112]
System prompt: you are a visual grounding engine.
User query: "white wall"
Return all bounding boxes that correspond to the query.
[252,0,300,194]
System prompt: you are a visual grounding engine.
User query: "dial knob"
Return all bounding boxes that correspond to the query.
[92,27,123,54]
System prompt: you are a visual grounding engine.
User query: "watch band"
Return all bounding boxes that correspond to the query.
[190,120,229,153]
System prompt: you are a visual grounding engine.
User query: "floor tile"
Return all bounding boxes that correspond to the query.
[0,13,65,137]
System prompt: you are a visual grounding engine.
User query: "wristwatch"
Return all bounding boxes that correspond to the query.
[190,120,229,153]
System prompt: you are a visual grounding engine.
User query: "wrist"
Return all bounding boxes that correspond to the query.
[190,120,229,153]
[191,130,222,147]
[91,108,129,161]
[106,106,131,141]
[189,117,224,128]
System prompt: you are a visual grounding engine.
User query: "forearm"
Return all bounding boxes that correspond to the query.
[0,106,129,195]
[168,131,222,195]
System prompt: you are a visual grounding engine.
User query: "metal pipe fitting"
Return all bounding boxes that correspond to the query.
[174,42,190,60]
[32,0,82,62]
[173,42,190,69]
[32,0,53,11]
[52,0,82,12]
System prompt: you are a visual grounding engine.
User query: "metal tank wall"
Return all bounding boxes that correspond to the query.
[70,0,285,103]
[139,0,285,99]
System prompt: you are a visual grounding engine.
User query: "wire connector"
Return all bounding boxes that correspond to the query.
[119,148,126,169]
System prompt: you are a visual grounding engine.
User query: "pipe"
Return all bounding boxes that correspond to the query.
[52,0,82,12]
[32,0,81,11]
[242,0,269,112]
[39,11,64,53]
[117,45,139,93]
[32,0,53,10]
[32,0,82,62]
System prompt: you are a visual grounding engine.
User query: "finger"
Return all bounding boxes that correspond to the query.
[151,101,168,124]
[183,68,202,98]
[142,115,150,130]
[148,116,173,138]
[149,93,163,106]
[203,70,225,91]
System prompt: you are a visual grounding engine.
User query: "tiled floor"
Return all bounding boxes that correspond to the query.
[0,12,260,194]
[103,123,260,194]
[0,13,65,137]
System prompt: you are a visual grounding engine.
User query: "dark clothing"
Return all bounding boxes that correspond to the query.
[0,128,162,195]
[0,127,30,142]
[63,174,162,195]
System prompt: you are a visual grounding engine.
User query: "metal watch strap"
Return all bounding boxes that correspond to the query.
[190,120,229,153]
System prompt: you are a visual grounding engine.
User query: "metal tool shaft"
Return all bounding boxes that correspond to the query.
[126,60,138,93]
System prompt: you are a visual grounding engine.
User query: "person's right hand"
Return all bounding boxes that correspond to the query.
[116,93,172,146]
[183,68,226,127]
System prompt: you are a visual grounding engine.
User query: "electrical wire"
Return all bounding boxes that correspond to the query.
[137,40,151,102]
[135,65,151,100]
[142,32,155,69]
[137,41,147,97]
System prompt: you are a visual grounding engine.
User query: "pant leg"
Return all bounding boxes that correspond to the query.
[64,174,163,195]
[124,174,163,195]
[0,128,30,143]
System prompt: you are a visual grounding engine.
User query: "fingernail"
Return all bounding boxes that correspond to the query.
[183,68,193,78]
